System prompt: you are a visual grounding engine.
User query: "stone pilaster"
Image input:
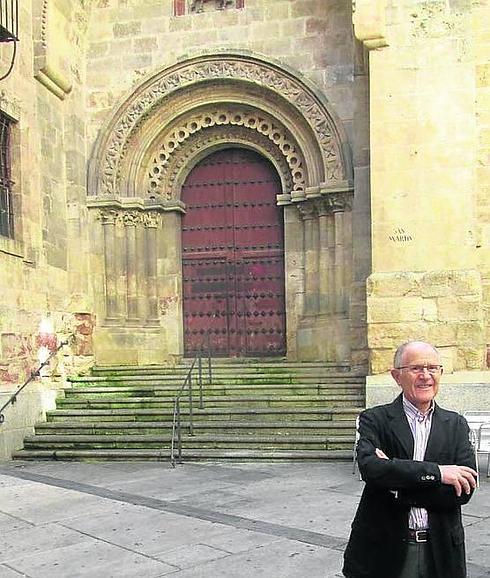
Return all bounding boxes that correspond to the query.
[334,210,345,315]
[144,212,160,326]
[299,203,319,315]
[99,210,120,323]
[294,189,354,362]
[317,207,330,315]
[123,212,139,323]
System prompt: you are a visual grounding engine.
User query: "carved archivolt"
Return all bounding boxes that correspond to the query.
[146,108,302,199]
[162,125,295,200]
[88,53,352,203]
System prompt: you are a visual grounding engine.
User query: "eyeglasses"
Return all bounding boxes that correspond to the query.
[396,364,443,375]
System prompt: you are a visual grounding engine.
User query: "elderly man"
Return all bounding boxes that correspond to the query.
[343,341,477,578]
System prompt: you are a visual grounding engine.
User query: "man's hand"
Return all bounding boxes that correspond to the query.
[375,448,389,459]
[439,465,478,497]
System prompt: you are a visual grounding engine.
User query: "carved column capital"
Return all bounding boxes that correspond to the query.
[98,209,119,225]
[320,191,353,213]
[122,211,141,227]
[143,212,161,229]
[296,190,353,219]
[297,201,317,221]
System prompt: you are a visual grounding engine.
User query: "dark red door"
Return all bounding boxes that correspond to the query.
[182,148,286,357]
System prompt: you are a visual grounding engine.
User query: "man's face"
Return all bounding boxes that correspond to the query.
[390,343,442,412]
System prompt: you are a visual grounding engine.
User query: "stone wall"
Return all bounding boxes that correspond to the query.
[0,1,95,458]
[367,270,484,373]
[85,0,369,365]
[360,0,490,374]
[474,0,490,365]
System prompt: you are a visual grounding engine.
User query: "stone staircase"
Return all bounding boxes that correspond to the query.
[13,359,365,461]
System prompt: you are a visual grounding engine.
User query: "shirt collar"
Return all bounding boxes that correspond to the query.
[402,395,434,422]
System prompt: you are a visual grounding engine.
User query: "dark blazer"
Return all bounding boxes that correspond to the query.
[343,395,476,578]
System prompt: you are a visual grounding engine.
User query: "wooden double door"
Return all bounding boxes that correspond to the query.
[181,148,286,357]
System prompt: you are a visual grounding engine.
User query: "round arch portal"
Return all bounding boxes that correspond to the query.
[86,52,355,365]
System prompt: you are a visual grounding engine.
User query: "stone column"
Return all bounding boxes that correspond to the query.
[300,203,319,315]
[334,210,345,315]
[318,202,330,314]
[283,204,304,359]
[327,213,336,315]
[343,209,353,315]
[145,212,160,325]
[136,224,147,322]
[123,212,139,323]
[100,210,120,323]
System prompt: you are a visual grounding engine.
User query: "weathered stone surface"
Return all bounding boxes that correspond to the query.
[366,272,422,297]
[0,0,489,457]
[367,296,424,323]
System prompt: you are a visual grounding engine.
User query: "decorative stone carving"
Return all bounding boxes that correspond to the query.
[122,211,142,227]
[296,191,353,219]
[297,202,317,221]
[146,112,300,199]
[97,209,119,226]
[190,0,233,12]
[143,212,160,228]
[318,192,353,213]
[89,54,349,199]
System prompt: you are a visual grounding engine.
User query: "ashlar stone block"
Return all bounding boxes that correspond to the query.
[427,322,458,346]
[367,296,424,323]
[368,321,428,349]
[370,348,395,374]
[366,272,422,298]
[437,295,483,322]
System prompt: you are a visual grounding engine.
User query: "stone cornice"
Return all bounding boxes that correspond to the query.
[87,196,185,213]
[290,182,354,203]
[353,0,389,50]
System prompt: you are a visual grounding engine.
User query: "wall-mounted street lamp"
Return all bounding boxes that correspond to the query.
[0,0,18,81]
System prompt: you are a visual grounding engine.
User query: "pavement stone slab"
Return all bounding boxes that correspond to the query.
[0,523,92,564]
[0,511,34,535]
[0,481,122,526]
[63,506,237,556]
[154,543,232,569]
[159,537,343,578]
[0,461,487,578]
[189,527,284,555]
[0,565,29,578]
[4,539,177,578]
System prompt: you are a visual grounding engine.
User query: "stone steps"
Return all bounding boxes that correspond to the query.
[33,420,356,436]
[65,383,362,395]
[90,360,351,375]
[13,448,352,461]
[22,433,354,451]
[13,360,365,462]
[69,375,363,386]
[57,394,362,409]
[45,407,360,421]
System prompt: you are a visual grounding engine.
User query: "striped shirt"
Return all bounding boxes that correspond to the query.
[402,395,434,530]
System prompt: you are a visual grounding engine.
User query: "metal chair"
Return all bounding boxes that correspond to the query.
[463,411,490,486]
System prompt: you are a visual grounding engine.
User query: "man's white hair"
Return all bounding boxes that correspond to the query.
[393,341,440,368]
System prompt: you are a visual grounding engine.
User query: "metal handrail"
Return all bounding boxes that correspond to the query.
[170,349,212,467]
[0,334,75,424]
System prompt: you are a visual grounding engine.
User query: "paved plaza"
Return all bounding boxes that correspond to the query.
[0,460,488,578]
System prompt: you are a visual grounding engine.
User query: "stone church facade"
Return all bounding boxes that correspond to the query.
[0,0,489,457]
